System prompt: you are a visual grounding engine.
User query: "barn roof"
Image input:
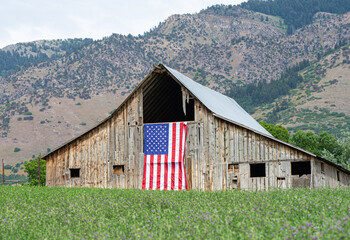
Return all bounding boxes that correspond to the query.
[163,65,272,136]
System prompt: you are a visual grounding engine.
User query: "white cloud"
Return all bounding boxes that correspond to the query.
[0,0,245,48]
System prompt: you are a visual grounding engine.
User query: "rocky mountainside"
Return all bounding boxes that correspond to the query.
[1,5,350,164]
[253,43,350,135]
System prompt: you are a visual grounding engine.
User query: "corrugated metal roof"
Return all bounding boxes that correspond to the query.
[163,65,272,136]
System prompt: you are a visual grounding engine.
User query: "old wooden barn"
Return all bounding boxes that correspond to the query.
[43,64,350,190]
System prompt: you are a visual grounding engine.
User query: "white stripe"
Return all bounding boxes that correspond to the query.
[160,155,165,190]
[174,123,180,190]
[167,123,173,190]
[145,155,150,190]
[181,126,186,190]
[153,155,158,190]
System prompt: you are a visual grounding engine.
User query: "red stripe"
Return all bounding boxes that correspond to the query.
[178,123,184,190]
[149,155,154,190]
[171,123,176,190]
[164,155,168,190]
[157,155,161,190]
[183,124,188,190]
[142,155,147,190]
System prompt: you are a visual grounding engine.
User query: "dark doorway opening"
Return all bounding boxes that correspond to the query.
[143,73,194,123]
[291,161,311,176]
[250,163,266,177]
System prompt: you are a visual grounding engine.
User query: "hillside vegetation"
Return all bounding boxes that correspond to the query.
[253,44,350,135]
[0,2,350,164]
[239,0,350,33]
[1,187,350,239]
[0,38,94,77]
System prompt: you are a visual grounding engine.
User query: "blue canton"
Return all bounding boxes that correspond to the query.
[144,124,169,155]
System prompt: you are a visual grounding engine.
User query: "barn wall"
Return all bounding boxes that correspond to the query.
[313,160,350,187]
[185,111,350,191]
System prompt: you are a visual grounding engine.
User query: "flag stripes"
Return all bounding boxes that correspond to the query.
[142,122,188,190]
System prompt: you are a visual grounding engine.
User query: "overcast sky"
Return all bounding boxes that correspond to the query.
[0,0,245,49]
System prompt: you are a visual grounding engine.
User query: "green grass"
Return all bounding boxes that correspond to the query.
[1,187,350,239]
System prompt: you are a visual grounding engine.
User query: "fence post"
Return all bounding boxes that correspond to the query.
[38,157,41,186]
[2,159,4,185]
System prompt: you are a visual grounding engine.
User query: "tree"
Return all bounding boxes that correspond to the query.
[290,129,350,169]
[260,122,350,169]
[24,156,46,186]
[321,130,350,169]
[259,121,290,142]
[290,130,320,154]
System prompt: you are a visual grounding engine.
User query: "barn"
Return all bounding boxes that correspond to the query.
[43,64,350,190]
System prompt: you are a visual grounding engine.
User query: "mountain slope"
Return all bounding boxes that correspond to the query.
[0,38,94,77]
[1,6,350,164]
[239,0,350,33]
[253,44,350,135]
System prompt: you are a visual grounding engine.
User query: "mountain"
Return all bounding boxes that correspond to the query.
[0,3,350,164]
[252,43,350,135]
[0,38,94,77]
[239,0,350,34]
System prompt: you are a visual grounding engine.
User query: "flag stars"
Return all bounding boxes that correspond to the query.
[144,124,169,155]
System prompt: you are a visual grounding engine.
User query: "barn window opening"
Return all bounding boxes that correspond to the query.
[70,168,80,178]
[337,171,340,181]
[113,165,125,175]
[291,161,311,176]
[250,163,266,177]
[143,72,195,123]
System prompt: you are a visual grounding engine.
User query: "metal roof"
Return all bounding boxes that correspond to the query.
[163,65,272,136]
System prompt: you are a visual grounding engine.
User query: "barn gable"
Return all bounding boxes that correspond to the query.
[162,65,272,136]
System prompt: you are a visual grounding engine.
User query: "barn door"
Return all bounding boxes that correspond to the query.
[277,161,289,189]
[126,124,142,188]
[184,123,204,190]
[277,177,286,188]
[228,164,240,189]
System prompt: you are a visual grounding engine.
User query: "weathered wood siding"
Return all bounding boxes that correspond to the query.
[46,87,350,190]
[186,112,350,191]
[46,88,144,188]
[313,160,350,188]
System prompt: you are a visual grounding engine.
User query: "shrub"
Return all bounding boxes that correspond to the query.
[4,164,12,170]
[14,147,21,152]
[24,156,46,186]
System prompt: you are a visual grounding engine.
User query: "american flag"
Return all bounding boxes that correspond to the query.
[142,122,188,190]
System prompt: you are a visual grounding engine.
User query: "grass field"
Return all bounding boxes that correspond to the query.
[1,187,350,239]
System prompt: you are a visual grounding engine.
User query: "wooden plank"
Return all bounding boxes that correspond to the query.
[247,131,252,162]
[206,112,213,190]
[238,127,243,162]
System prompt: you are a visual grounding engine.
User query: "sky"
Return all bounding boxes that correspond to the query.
[0,0,245,49]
